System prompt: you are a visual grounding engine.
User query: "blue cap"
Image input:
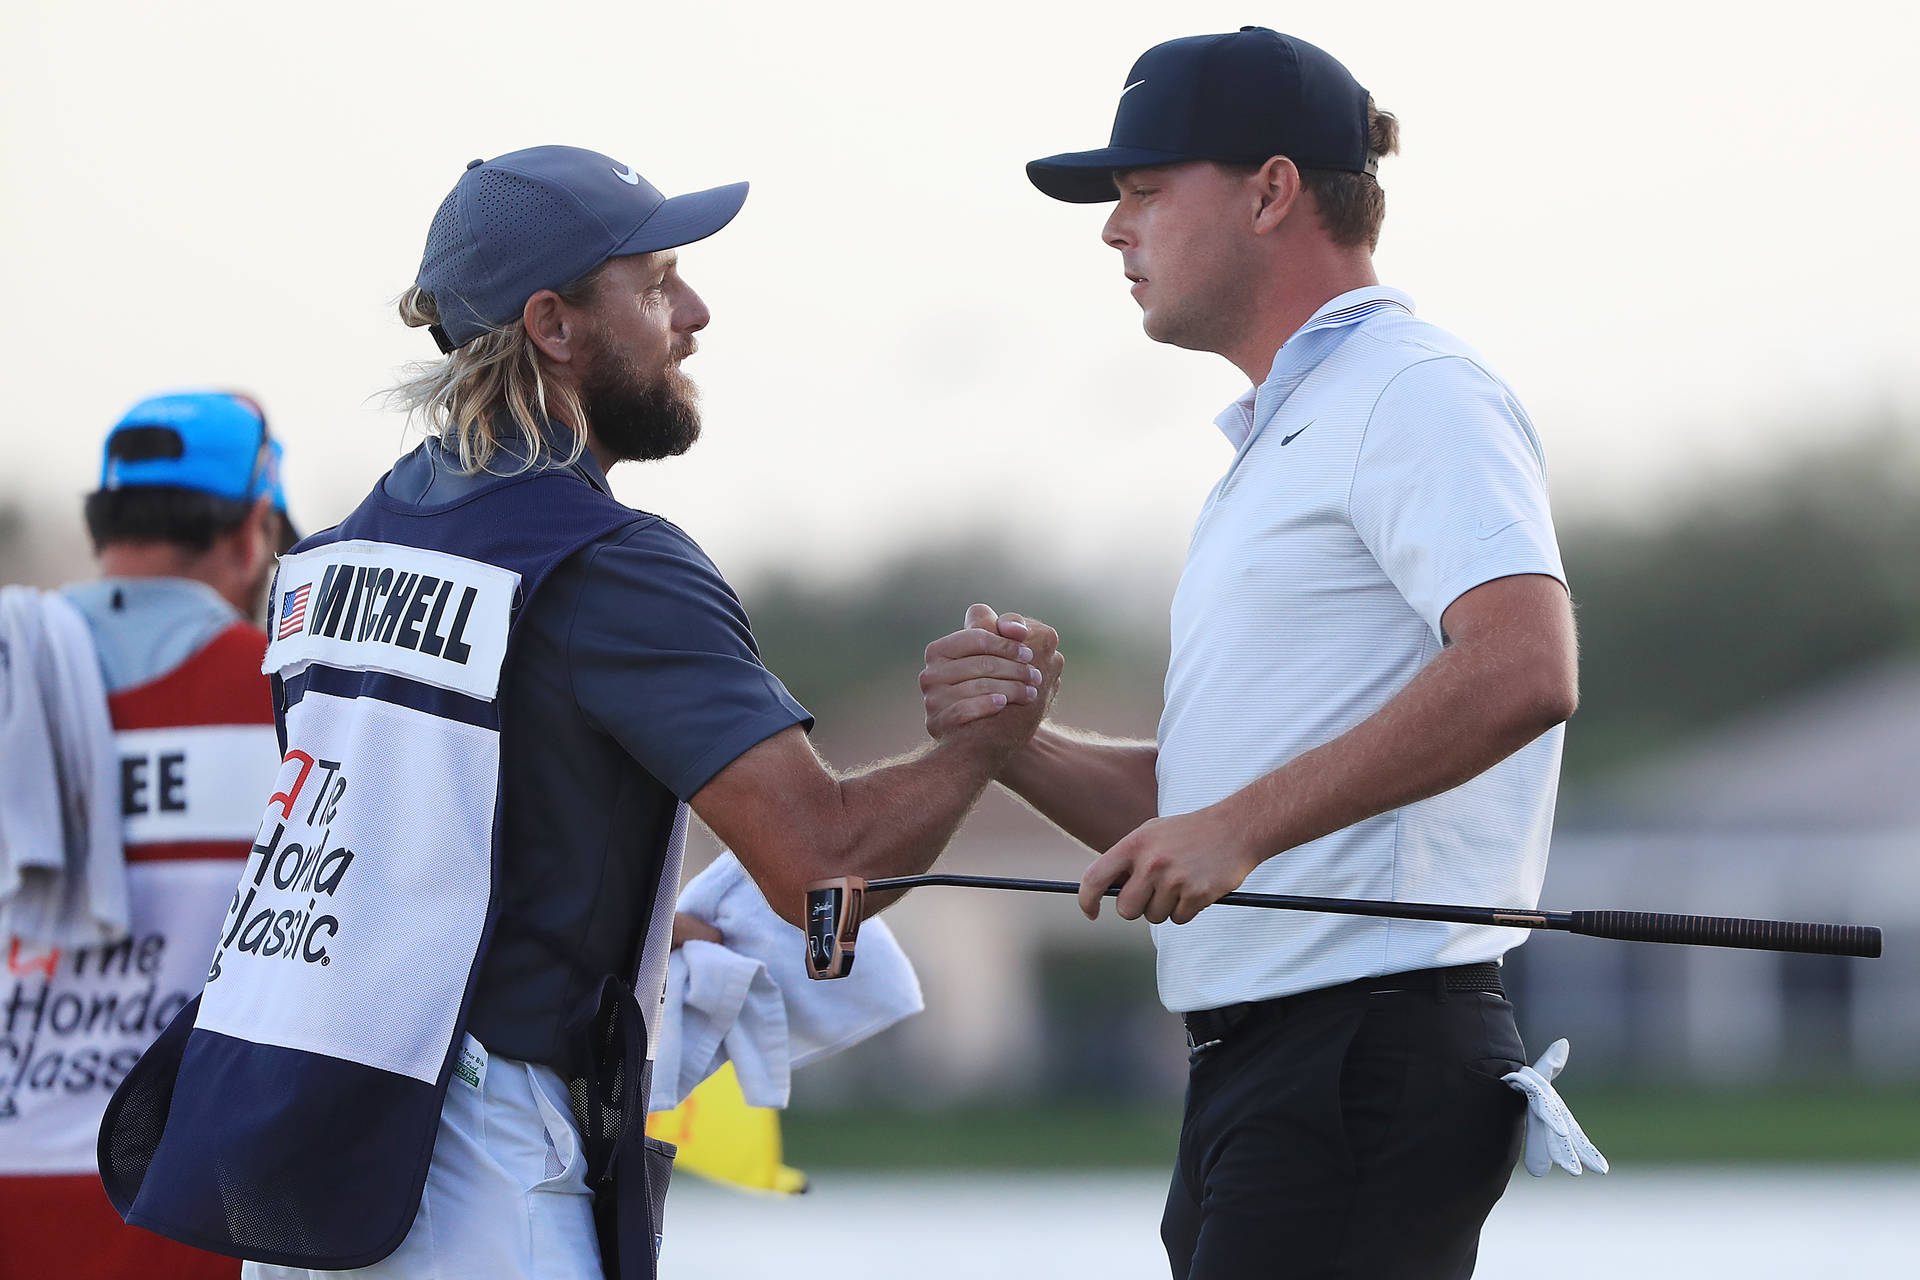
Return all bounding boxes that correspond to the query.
[100,390,296,533]
[1028,28,1373,203]
[415,145,749,352]
[260,437,292,525]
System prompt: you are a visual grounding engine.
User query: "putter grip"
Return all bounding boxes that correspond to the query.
[1567,910,1882,958]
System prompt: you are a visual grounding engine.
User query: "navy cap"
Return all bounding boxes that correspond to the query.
[416,145,748,352]
[100,390,298,536]
[1028,28,1372,203]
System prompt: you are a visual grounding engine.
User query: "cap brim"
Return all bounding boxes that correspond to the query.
[613,180,750,255]
[1026,147,1201,203]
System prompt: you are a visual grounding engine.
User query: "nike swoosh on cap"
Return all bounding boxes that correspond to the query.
[613,164,641,185]
[1120,79,1147,97]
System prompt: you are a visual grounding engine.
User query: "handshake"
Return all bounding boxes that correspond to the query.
[918,602,1067,752]
[914,600,1248,927]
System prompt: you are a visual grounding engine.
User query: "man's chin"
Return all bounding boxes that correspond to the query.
[1142,307,1221,354]
[658,420,701,459]
[1142,313,1192,350]
[592,409,703,464]
[579,365,705,463]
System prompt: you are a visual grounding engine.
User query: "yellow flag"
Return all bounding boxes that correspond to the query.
[646,1062,808,1195]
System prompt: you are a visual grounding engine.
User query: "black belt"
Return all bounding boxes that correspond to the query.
[1183,962,1504,1052]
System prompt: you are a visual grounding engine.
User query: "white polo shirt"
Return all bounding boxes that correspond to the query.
[1152,286,1567,1013]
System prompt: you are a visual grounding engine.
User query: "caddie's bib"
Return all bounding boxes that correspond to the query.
[2,624,274,1174]
[99,455,639,1270]
[2,621,273,1280]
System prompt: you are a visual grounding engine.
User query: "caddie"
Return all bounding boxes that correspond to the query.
[922,28,1580,1278]
[100,145,1062,1280]
[2,391,293,1279]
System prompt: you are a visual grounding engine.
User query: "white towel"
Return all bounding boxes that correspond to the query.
[0,586,128,947]
[649,852,923,1111]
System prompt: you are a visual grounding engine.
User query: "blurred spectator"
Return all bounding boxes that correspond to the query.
[0,390,295,1278]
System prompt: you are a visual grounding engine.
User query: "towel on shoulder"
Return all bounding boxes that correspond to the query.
[0,585,127,948]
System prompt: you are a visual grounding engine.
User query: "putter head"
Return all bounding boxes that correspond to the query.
[805,876,867,980]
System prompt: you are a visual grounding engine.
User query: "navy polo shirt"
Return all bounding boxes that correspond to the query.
[381,439,811,1071]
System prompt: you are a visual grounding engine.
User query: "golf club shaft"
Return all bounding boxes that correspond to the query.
[863,874,1882,959]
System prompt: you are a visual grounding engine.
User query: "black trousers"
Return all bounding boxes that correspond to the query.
[1162,978,1527,1279]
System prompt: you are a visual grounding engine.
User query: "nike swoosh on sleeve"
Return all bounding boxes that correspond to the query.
[1475,516,1529,539]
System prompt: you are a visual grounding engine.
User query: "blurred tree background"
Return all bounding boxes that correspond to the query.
[737,430,1920,788]
[725,433,1912,1174]
[8,426,1915,1166]
[1556,429,1920,779]
[741,541,1173,749]
[733,428,1920,1169]
[0,501,29,584]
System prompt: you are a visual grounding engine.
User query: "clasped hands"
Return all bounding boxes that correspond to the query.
[921,605,1259,927]
[921,603,1064,736]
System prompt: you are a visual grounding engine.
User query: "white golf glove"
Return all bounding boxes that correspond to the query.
[1502,1038,1609,1177]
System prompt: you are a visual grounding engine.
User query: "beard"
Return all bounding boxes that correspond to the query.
[577,330,703,463]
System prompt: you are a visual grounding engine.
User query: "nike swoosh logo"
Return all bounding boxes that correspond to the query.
[1476,516,1528,539]
[1120,80,1147,98]
[613,165,641,185]
[1281,421,1314,446]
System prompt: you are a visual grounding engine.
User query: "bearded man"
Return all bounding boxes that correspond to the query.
[100,146,1061,1280]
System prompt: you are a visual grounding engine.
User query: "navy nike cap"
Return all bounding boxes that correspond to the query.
[1028,27,1372,203]
[416,145,748,352]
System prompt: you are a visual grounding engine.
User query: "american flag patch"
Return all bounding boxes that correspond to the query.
[277,584,312,639]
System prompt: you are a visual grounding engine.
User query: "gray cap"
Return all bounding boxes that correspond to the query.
[415,145,748,351]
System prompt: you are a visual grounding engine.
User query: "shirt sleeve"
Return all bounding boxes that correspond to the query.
[1348,355,1566,639]
[564,520,813,801]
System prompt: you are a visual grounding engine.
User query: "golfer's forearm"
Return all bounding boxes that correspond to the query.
[1222,639,1574,862]
[999,724,1159,852]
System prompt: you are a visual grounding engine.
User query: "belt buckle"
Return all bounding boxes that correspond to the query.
[1186,1028,1222,1053]
[1184,1008,1230,1055]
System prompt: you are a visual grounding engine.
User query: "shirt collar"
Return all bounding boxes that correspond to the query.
[1211,286,1416,449]
[1212,385,1262,451]
[1292,285,1416,339]
[567,440,614,495]
[82,576,241,621]
[485,412,614,495]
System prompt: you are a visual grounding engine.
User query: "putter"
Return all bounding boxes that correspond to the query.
[803,873,1883,980]
[806,876,867,979]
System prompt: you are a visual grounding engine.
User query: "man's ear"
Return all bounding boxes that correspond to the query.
[219,495,275,582]
[523,289,578,363]
[1250,155,1303,234]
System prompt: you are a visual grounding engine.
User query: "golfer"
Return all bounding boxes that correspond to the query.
[922,28,1577,1278]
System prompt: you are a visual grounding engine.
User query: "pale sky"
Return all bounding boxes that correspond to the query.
[4,0,1916,592]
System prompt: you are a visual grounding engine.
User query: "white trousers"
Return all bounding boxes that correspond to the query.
[246,1042,602,1280]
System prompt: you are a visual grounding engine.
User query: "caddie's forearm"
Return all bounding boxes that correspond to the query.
[827,736,1009,913]
[998,724,1159,853]
[1218,638,1574,865]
